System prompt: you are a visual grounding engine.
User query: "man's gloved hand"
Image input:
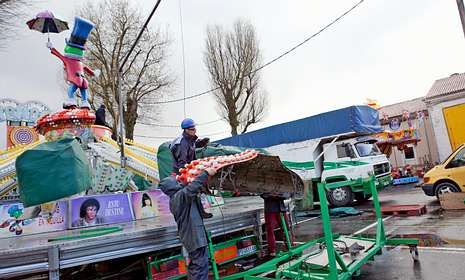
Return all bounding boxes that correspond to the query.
[196,137,210,148]
[205,167,217,176]
[46,41,53,49]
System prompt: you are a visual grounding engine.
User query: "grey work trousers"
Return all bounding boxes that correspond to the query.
[188,246,209,280]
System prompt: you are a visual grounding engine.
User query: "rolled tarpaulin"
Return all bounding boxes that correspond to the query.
[16,137,91,207]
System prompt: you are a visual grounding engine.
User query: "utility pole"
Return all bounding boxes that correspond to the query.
[117,0,162,167]
[457,0,465,38]
[117,69,125,167]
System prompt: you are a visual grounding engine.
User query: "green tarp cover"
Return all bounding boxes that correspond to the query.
[157,142,268,180]
[16,138,92,207]
[156,142,174,181]
[132,174,155,191]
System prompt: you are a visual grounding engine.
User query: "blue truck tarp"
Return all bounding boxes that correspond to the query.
[216,105,382,148]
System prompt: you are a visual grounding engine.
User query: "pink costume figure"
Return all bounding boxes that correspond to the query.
[49,47,95,109]
[48,16,97,109]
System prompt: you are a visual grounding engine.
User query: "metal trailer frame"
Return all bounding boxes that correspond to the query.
[146,232,261,280]
[221,176,419,280]
[0,199,264,280]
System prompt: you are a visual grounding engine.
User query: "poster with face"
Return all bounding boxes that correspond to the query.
[200,194,225,209]
[70,194,133,228]
[200,194,212,209]
[131,190,171,220]
[0,201,67,238]
[389,118,400,131]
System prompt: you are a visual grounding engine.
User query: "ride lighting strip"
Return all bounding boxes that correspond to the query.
[97,141,158,175]
[88,142,159,182]
[101,137,157,169]
[126,145,158,163]
[0,178,18,198]
[125,138,157,154]
[0,141,42,165]
[0,141,39,156]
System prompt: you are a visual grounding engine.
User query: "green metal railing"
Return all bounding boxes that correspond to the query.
[147,176,419,279]
[146,233,259,280]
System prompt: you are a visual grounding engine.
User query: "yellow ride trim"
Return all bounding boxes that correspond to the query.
[0,140,42,165]
[103,157,159,183]
[101,137,158,169]
[125,138,157,154]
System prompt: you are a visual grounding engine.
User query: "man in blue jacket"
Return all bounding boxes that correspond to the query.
[170,118,211,218]
[159,168,217,280]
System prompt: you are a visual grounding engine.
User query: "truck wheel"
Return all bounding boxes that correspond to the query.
[327,186,353,207]
[354,192,372,203]
[435,182,459,199]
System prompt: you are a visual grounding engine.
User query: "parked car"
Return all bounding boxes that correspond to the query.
[422,144,465,198]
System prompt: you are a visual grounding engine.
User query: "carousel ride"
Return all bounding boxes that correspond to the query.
[0,15,160,203]
[0,125,160,201]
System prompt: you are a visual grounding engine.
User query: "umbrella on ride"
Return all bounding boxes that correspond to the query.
[26,10,69,42]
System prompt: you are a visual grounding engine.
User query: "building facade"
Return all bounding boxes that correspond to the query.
[378,97,439,169]
[425,73,465,162]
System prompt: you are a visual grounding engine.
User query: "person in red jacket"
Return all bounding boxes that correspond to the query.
[261,193,294,256]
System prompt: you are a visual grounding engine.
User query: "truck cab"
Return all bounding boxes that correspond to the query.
[321,137,391,206]
[422,144,465,198]
[216,105,392,208]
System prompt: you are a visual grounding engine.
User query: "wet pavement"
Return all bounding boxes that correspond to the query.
[360,247,465,280]
[293,183,465,279]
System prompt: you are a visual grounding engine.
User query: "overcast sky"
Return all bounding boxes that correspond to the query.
[1,0,465,147]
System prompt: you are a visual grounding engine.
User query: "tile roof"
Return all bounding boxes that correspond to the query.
[378,97,426,118]
[426,73,465,100]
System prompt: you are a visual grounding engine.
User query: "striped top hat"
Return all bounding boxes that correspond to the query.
[66,16,95,50]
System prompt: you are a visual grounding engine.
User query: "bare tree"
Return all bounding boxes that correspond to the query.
[0,0,30,48]
[204,19,267,136]
[78,0,172,139]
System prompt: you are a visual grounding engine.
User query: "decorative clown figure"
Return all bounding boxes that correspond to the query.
[47,16,99,109]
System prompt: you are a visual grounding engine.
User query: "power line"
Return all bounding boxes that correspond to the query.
[146,0,365,105]
[178,0,187,117]
[200,119,224,125]
[204,130,230,137]
[119,0,162,72]
[137,123,178,128]
[134,130,229,140]
[134,134,175,139]
[118,0,163,168]
[137,118,224,127]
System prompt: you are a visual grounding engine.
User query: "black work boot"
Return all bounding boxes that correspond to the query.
[201,211,213,219]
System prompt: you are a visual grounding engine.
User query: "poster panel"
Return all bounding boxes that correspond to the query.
[70,193,133,228]
[0,201,67,238]
[131,190,170,220]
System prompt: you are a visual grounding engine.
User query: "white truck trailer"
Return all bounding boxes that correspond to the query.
[217,105,392,207]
